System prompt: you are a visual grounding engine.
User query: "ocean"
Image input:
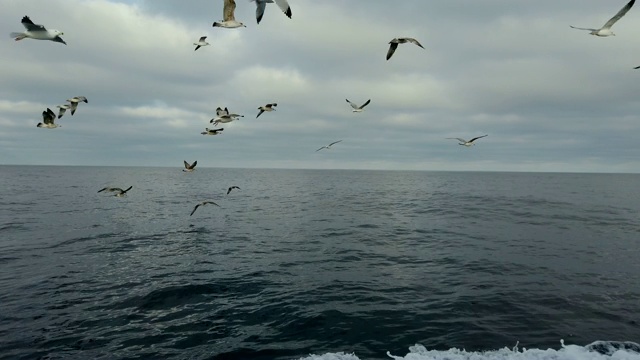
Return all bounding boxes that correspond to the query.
[0,166,639,360]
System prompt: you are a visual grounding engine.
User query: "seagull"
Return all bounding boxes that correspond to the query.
[227,186,240,195]
[66,96,88,115]
[56,104,70,119]
[194,36,210,51]
[251,0,292,24]
[190,201,220,216]
[201,128,224,135]
[570,0,635,36]
[346,99,371,112]
[386,37,425,61]
[10,16,66,45]
[256,103,277,118]
[316,140,342,152]
[446,135,488,147]
[183,160,197,172]
[36,108,59,129]
[98,186,133,197]
[210,107,244,125]
[213,0,246,28]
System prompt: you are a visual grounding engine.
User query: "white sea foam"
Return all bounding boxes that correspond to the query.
[298,341,640,360]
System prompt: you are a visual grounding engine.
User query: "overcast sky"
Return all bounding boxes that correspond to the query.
[2,0,640,172]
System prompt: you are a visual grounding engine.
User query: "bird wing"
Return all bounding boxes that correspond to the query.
[569,25,597,31]
[256,109,265,118]
[329,140,343,147]
[199,36,207,42]
[315,146,326,152]
[469,135,488,143]
[255,0,267,24]
[190,204,201,216]
[191,160,197,168]
[603,0,635,29]
[274,0,292,18]
[78,96,88,103]
[122,186,133,193]
[184,160,190,169]
[68,101,78,115]
[216,107,225,116]
[359,99,371,109]
[408,38,425,49]
[204,201,220,207]
[21,16,46,32]
[386,42,399,61]
[224,0,237,21]
[634,65,640,69]
[52,36,67,45]
[447,137,467,143]
[195,45,201,51]
[57,106,67,119]
[227,187,232,195]
[346,99,358,109]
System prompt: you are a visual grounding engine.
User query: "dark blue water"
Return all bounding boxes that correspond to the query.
[1,166,639,360]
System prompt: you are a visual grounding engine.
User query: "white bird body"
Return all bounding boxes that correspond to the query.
[251,0,292,24]
[570,0,635,37]
[213,0,246,28]
[10,16,66,45]
[346,99,371,112]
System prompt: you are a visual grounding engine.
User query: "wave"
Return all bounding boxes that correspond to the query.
[300,341,640,360]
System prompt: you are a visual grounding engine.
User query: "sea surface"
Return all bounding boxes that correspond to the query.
[0,166,639,360]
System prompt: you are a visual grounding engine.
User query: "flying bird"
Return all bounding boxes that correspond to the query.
[346,99,371,112]
[256,103,277,118]
[10,16,66,45]
[98,186,133,197]
[56,104,70,119]
[201,128,224,135]
[36,108,59,129]
[251,0,292,24]
[316,140,342,152]
[66,96,88,115]
[227,186,240,195]
[213,0,246,28]
[570,0,635,36]
[183,160,197,172]
[194,36,210,51]
[386,37,424,61]
[446,135,488,147]
[190,201,220,216]
[210,107,244,125]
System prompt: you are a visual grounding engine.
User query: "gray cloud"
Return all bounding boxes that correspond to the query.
[1,0,640,172]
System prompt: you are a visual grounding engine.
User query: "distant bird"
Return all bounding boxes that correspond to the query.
[66,96,88,115]
[56,104,70,119]
[213,0,246,28]
[256,103,277,118]
[183,160,197,172]
[210,107,243,125]
[98,186,133,197]
[36,108,59,129]
[346,99,371,112]
[194,36,210,51]
[633,65,640,69]
[227,186,240,195]
[190,201,220,216]
[201,128,224,135]
[10,16,66,45]
[316,140,342,152]
[446,135,488,147]
[251,0,292,24]
[386,37,425,61]
[570,0,635,36]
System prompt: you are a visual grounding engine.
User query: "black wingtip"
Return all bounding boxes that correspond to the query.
[285,8,292,18]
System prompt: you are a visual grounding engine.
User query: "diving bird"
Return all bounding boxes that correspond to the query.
[98,186,133,197]
[194,36,210,51]
[183,160,197,172]
[346,99,371,112]
[201,128,224,135]
[251,0,292,24]
[10,16,66,45]
[386,37,425,60]
[570,0,635,36]
[446,135,488,147]
[227,186,240,195]
[190,201,220,216]
[316,140,342,152]
[56,104,70,119]
[256,103,277,118]
[213,0,246,28]
[66,96,88,116]
[36,108,59,129]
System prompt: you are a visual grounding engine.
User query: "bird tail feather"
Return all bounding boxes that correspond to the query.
[10,32,24,39]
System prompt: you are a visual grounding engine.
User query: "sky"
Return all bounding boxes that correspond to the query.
[2,0,640,172]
